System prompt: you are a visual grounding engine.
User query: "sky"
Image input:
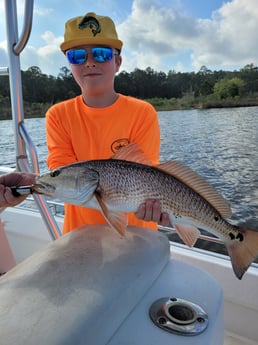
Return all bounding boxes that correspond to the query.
[1,0,258,77]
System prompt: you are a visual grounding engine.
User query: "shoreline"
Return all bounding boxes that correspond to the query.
[1,98,258,120]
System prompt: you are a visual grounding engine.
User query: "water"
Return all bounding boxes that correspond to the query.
[0,118,48,170]
[1,107,258,232]
[159,107,258,229]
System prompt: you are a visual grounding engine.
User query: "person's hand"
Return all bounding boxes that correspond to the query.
[0,172,36,208]
[135,199,170,226]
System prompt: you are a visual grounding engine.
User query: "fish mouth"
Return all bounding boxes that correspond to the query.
[32,183,56,197]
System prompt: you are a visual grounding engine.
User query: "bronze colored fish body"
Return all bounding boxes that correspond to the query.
[35,144,258,279]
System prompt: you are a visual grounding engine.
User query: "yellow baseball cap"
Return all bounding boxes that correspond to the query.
[60,12,123,53]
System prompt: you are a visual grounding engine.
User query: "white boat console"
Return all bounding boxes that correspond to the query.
[0,225,223,345]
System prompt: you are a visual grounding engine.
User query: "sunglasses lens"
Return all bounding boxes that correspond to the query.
[66,47,114,65]
[67,49,87,64]
[92,47,113,62]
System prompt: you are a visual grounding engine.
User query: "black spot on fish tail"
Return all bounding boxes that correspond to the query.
[236,232,244,242]
[228,231,244,242]
[229,232,235,240]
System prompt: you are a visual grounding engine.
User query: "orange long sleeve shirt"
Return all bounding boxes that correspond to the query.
[46,94,160,234]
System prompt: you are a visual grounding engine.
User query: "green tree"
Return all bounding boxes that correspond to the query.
[115,70,136,96]
[58,66,71,79]
[22,66,50,103]
[240,63,258,72]
[213,77,245,99]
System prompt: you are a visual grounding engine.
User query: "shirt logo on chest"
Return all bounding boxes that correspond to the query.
[111,138,130,153]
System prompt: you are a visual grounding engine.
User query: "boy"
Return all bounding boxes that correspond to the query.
[46,12,169,233]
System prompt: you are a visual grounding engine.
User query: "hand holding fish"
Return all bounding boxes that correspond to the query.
[136,200,170,226]
[0,172,36,208]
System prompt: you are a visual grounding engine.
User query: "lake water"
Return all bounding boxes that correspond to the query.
[0,106,257,233]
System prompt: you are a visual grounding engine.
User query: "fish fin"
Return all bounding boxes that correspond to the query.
[174,223,200,247]
[94,193,127,236]
[226,228,258,279]
[158,161,232,218]
[111,143,153,166]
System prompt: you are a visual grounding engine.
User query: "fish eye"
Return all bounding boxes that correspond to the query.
[50,169,60,178]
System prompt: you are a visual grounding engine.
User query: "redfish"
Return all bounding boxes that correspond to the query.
[34,144,258,279]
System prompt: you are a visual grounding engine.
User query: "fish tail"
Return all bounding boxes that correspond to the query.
[226,228,258,279]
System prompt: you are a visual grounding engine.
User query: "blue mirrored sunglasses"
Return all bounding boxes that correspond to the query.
[66,47,116,65]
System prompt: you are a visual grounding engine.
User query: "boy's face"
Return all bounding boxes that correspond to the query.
[67,45,122,95]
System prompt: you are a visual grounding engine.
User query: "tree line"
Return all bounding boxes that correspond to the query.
[0,63,258,119]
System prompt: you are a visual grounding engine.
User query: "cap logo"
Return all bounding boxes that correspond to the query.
[78,16,101,36]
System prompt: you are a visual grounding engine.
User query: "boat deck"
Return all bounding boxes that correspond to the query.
[225,332,257,345]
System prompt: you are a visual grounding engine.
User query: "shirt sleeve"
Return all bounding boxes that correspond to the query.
[130,101,160,165]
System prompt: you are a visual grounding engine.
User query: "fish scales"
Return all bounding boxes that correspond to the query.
[34,158,247,241]
[85,159,238,240]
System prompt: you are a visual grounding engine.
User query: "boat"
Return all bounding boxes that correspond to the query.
[1,1,258,344]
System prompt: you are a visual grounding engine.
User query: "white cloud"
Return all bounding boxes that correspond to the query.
[2,0,258,75]
[38,31,63,56]
[121,49,163,73]
[20,31,67,75]
[34,5,53,17]
[118,0,197,55]
[118,0,258,73]
[0,47,7,69]
[191,0,258,70]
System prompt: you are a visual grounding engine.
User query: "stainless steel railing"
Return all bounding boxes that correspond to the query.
[158,225,224,245]
[3,0,61,240]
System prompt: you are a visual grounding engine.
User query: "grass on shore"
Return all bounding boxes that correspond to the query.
[1,96,258,120]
